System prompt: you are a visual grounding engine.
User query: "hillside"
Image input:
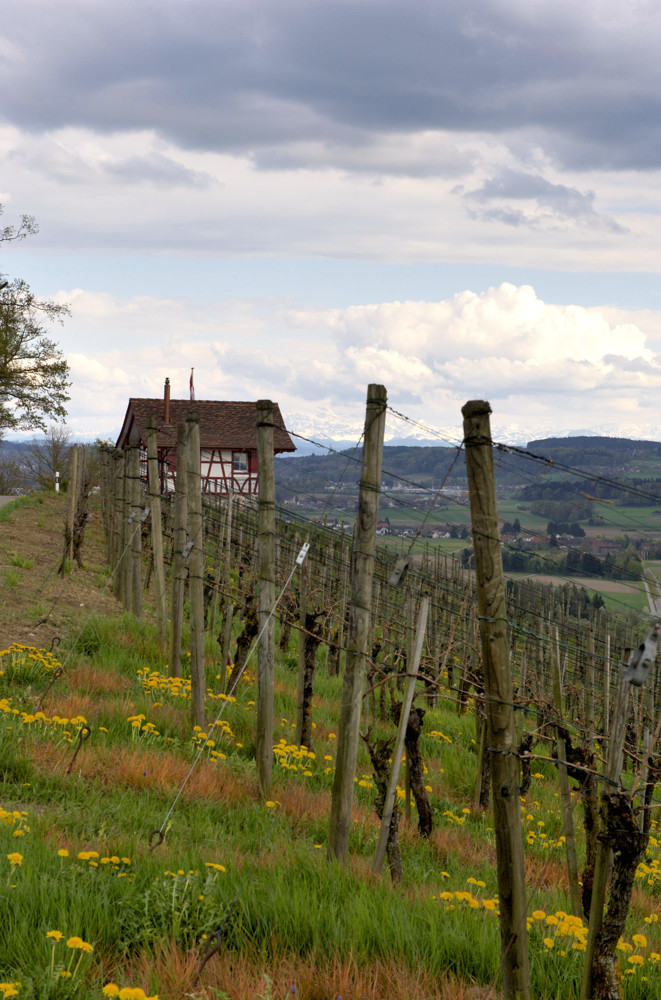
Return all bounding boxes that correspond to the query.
[0,493,121,651]
[1,493,660,999]
[275,434,661,499]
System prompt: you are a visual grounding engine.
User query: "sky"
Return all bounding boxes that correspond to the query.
[2,0,661,448]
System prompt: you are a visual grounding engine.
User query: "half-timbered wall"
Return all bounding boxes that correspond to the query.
[139,446,258,495]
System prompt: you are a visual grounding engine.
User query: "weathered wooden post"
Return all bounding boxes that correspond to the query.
[552,626,582,917]
[65,444,78,564]
[170,421,188,679]
[462,400,530,1000]
[187,413,205,728]
[296,560,310,746]
[112,449,125,599]
[146,416,168,647]
[219,491,235,688]
[580,652,631,1000]
[128,443,142,617]
[373,595,429,875]
[328,384,387,863]
[256,399,276,798]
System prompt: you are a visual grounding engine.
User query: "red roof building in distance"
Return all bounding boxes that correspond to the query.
[116,379,296,495]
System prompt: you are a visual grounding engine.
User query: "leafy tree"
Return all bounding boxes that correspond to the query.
[0,279,71,436]
[0,207,70,437]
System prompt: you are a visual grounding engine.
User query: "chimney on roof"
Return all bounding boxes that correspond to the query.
[163,377,171,424]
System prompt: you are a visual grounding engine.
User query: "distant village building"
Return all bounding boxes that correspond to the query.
[116,378,295,495]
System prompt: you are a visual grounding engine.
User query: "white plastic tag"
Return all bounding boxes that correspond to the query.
[296,542,310,566]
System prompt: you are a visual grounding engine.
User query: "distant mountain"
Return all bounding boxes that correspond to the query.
[0,440,28,454]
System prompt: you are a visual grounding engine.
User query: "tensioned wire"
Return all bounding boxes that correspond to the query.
[388,401,661,516]
[285,419,658,601]
[197,481,624,694]
[184,414,645,725]
[492,447,661,548]
[159,505,654,821]
[199,485,621,694]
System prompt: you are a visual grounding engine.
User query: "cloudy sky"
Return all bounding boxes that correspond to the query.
[2,0,661,446]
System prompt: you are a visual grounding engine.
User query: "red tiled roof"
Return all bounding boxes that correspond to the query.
[116,399,296,453]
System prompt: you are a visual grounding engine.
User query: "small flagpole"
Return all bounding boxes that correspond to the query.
[190,367,195,401]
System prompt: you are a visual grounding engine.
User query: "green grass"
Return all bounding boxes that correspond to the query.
[8,552,34,570]
[0,600,660,998]
[600,589,648,614]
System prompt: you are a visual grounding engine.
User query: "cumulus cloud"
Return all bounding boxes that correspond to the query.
[50,283,661,443]
[290,284,653,367]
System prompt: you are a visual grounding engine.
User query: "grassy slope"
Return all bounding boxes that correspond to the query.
[1,497,661,999]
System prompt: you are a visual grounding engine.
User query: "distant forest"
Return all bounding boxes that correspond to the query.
[275,435,661,503]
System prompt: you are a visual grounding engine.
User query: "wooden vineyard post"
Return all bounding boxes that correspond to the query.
[112,450,125,601]
[604,635,611,731]
[462,400,530,1000]
[170,422,188,679]
[65,444,78,564]
[206,527,222,639]
[122,446,133,608]
[328,383,387,864]
[296,559,309,747]
[373,596,429,875]
[256,399,276,798]
[552,626,582,917]
[146,416,168,647]
[187,413,206,728]
[580,653,631,1000]
[219,491,235,689]
[128,443,142,617]
[404,592,414,821]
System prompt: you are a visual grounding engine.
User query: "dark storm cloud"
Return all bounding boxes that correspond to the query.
[2,0,661,171]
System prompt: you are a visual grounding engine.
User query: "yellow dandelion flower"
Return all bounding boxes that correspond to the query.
[633,933,648,948]
[629,955,644,966]
[532,910,546,921]
[66,936,93,952]
[47,930,64,941]
[543,938,554,950]
[6,853,22,866]
[102,987,120,997]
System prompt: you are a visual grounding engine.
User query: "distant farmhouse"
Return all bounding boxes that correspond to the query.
[116,379,295,495]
